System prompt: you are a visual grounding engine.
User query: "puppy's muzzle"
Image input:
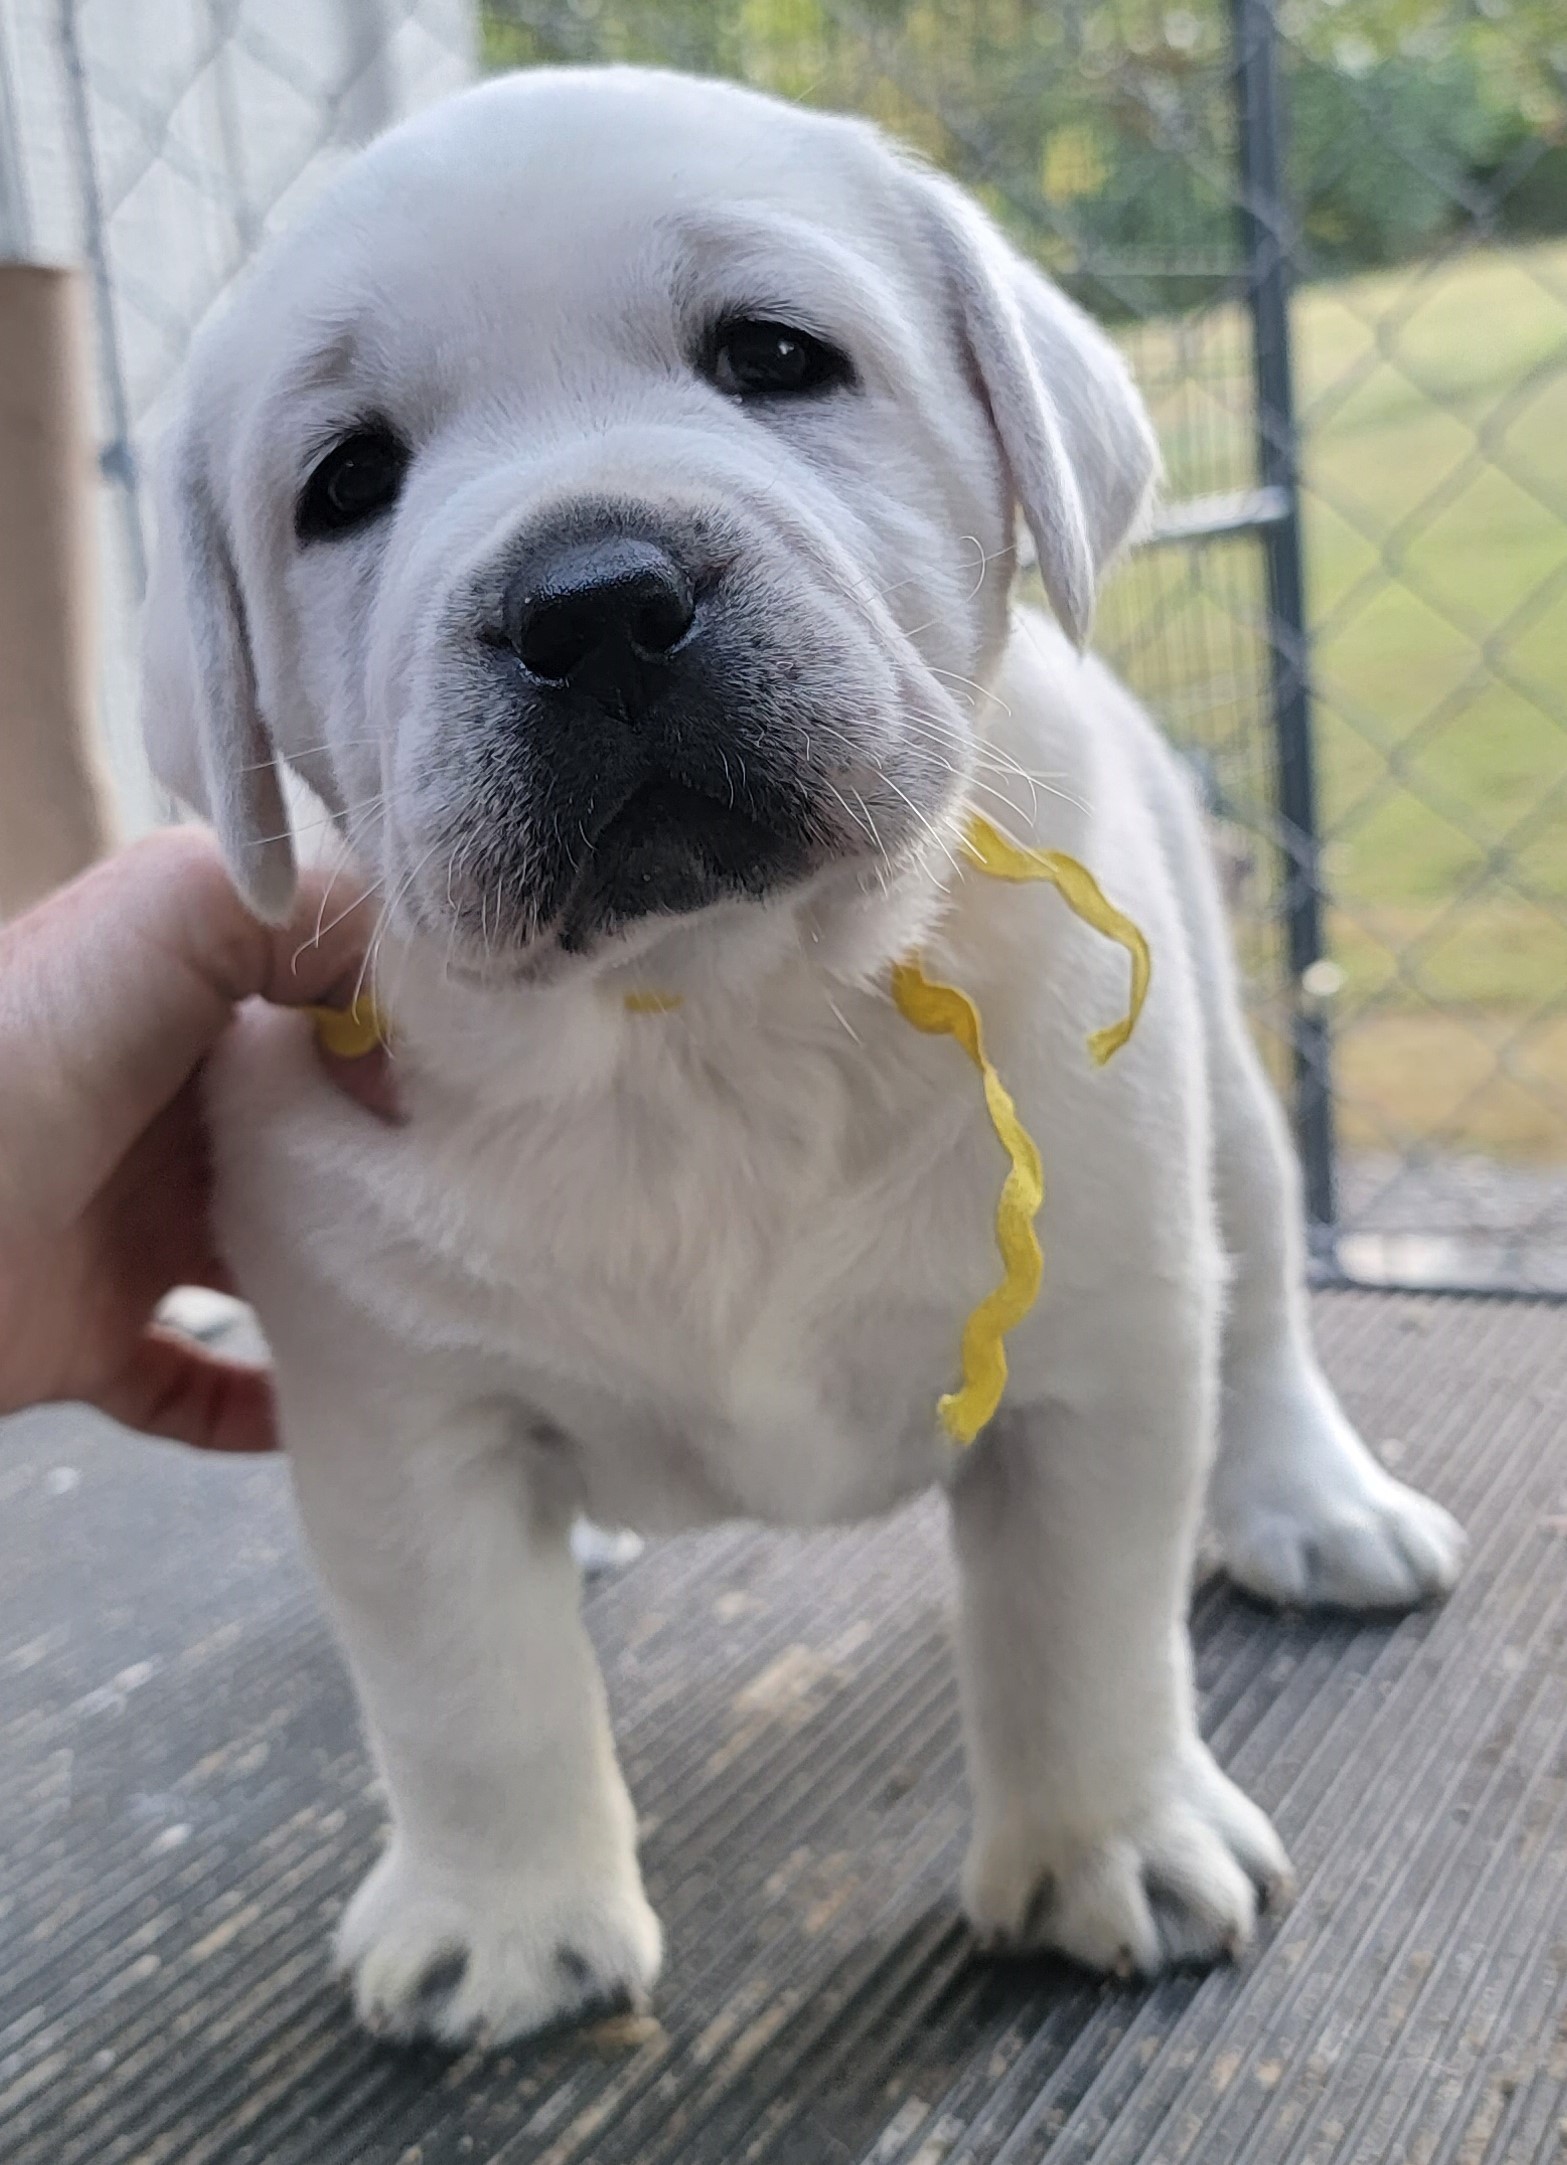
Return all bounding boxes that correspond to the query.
[472,511,825,952]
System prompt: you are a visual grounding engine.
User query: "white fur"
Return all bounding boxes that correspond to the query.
[141,68,1464,2045]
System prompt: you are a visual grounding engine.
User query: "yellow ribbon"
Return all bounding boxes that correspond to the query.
[891,813,1151,1445]
[304,996,390,1060]
[307,809,1151,1450]
[955,815,1152,1067]
[888,958,1044,1446]
[308,988,674,1051]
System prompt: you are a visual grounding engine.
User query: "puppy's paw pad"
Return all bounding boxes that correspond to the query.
[338,1845,662,2049]
[964,1750,1290,1978]
[1223,1472,1464,1612]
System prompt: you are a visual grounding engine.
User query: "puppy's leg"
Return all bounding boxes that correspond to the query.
[1204,1012,1465,1609]
[1136,724,1464,1609]
[948,1335,1291,1977]
[277,1330,660,2048]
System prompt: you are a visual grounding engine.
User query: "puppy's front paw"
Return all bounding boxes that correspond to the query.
[963,1746,1291,1978]
[337,1839,662,2048]
[1217,1451,1465,1612]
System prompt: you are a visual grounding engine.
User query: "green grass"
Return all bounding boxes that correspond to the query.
[1097,238,1567,1158]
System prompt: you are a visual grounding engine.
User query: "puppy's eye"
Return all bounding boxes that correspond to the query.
[295,425,408,542]
[709,318,852,401]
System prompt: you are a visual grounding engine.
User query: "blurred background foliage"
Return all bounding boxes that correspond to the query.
[480,0,1567,1215]
[482,0,1567,311]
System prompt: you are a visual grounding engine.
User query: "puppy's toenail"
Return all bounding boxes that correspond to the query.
[413,1948,469,2013]
[1266,1868,1297,1910]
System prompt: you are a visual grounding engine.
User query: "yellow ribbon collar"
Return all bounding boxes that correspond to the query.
[306,996,389,1061]
[888,815,1150,1443]
[309,811,1151,1449]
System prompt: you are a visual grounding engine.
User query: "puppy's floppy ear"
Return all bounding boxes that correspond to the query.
[140,407,297,921]
[915,172,1159,647]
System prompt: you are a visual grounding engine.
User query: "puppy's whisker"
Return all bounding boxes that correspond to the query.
[897,543,1019,645]
[807,525,1016,628]
[353,842,441,1019]
[962,774,1046,827]
[894,716,1041,787]
[824,993,864,1047]
[877,771,963,878]
[309,857,347,959]
[237,735,386,776]
[242,791,390,850]
[928,666,1013,717]
[440,847,467,982]
[960,534,1020,591]
[291,869,385,977]
[850,790,888,859]
[893,709,1081,816]
[983,759,1083,814]
[818,556,935,616]
[826,783,879,849]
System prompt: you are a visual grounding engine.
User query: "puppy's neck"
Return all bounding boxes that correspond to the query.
[359,834,965,1119]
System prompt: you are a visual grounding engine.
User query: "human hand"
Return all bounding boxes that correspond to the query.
[0,830,376,1451]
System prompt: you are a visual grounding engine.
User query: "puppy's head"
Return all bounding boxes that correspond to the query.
[142,67,1155,985]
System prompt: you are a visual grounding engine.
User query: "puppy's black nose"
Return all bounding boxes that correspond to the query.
[502,537,696,697]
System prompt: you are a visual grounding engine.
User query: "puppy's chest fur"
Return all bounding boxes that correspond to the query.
[362,974,1020,1530]
[222,659,1184,1535]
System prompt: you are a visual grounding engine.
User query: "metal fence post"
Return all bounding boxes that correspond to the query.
[1230,0,1338,1264]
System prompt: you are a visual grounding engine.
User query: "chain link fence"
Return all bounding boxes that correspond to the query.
[0,0,475,822]
[8,0,1566,1292]
[484,0,1567,1296]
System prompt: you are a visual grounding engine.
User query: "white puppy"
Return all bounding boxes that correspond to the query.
[140,67,1464,2047]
